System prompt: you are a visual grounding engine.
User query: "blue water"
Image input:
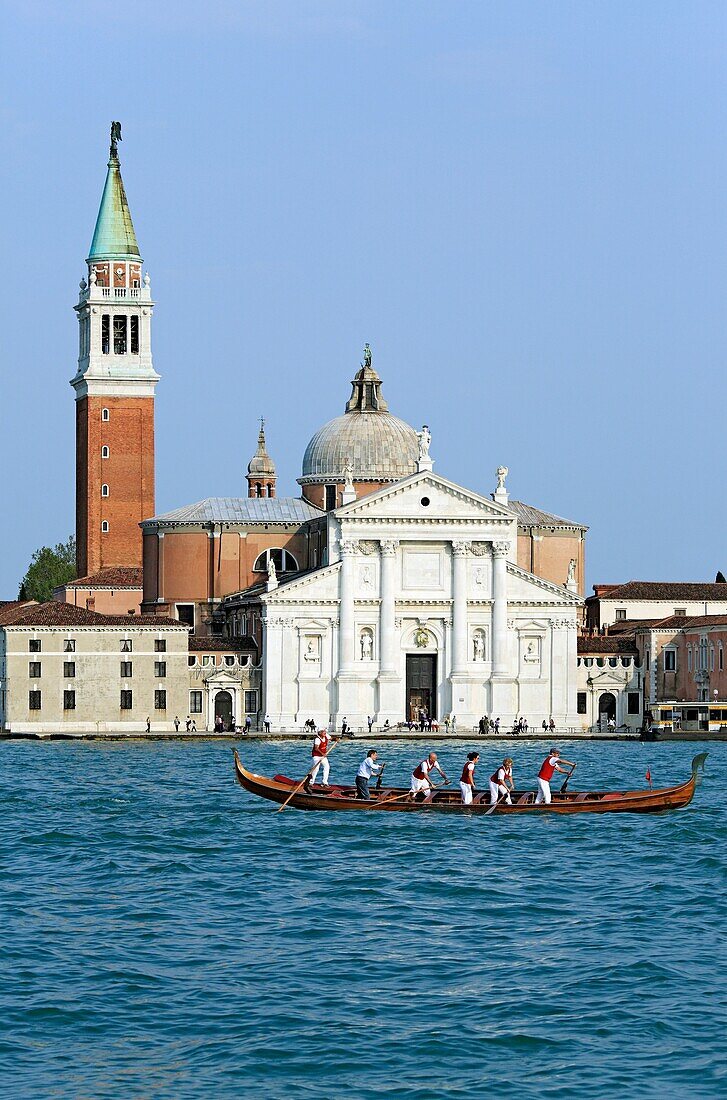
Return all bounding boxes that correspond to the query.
[1,738,724,1098]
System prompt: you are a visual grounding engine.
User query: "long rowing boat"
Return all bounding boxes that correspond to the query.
[233,750,707,814]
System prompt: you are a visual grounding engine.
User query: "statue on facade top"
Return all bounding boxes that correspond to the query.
[267,557,277,583]
[110,121,122,157]
[567,558,576,586]
[343,457,354,491]
[496,465,508,492]
[417,425,431,459]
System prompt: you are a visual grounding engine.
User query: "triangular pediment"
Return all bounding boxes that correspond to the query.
[336,472,516,524]
[506,562,583,605]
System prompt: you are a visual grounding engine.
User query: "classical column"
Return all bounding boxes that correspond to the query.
[491,541,509,677]
[451,541,469,676]
[338,538,358,673]
[379,539,398,674]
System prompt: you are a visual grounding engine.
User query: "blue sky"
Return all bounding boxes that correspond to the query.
[2,1,727,595]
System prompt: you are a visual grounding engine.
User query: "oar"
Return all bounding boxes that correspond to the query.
[375,763,387,790]
[276,738,341,813]
[560,763,577,793]
[484,789,511,816]
[366,780,447,811]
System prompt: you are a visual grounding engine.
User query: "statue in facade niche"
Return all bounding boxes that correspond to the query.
[417,425,431,459]
[473,634,485,661]
[361,632,373,660]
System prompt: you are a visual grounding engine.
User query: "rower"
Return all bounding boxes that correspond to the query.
[535,748,576,804]
[356,749,384,800]
[410,752,448,798]
[489,757,514,806]
[460,751,479,805]
[307,728,337,789]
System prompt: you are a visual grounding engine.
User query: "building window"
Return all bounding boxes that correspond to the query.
[155,639,167,652]
[188,656,197,668]
[63,690,76,711]
[663,650,676,672]
[583,657,593,667]
[252,549,299,574]
[608,657,618,667]
[224,655,235,667]
[176,604,195,628]
[627,692,640,715]
[155,689,167,710]
[63,662,76,678]
[101,521,109,533]
[130,315,139,354]
[120,690,133,710]
[646,651,650,670]
[28,690,41,711]
[113,315,127,354]
[120,661,133,678]
[154,661,167,678]
[189,690,203,714]
[577,692,587,715]
[710,646,715,671]
[28,662,41,678]
[720,645,724,672]
[102,485,109,498]
[29,639,41,653]
[325,484,337,511]
[102,408,110,422]
[102,314,110,354]
[102,446,109,459]
[202,655,215,666]
[64,639,75,653]
[615,609,627,621]
[674,608,686,618]
[245,690,258,713]
[687,646,692,671]
[121,639,132,652]
[621,657,631,667]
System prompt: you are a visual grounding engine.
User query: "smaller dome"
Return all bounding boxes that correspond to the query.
[247,420,276,477]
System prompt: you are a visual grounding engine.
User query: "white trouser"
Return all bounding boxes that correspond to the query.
[489,781,511,805]
[460,781,473,805]
[309,756,330,785]
[535,777,551,804]
[410,775,431,795]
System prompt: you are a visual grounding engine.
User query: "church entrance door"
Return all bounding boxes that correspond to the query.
[406,655,437,721]
[215,690,233,731]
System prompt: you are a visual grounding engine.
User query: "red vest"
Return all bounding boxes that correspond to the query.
[490,766,511,785]
[312,734,329,758]
[461,761,475,784]
[413,760,429,780]
[539,756,557,781]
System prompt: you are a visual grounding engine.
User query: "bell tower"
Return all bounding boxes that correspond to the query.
[72,123,159,577]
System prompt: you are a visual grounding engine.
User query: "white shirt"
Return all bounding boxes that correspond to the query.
[357,757,382,779]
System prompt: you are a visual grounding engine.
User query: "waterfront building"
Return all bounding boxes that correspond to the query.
[585,581,727,630]
[0,602,188,735]
[71,124,158,580]
[53,566,143,617]
[187,636,260,730]
[576,635,642,732]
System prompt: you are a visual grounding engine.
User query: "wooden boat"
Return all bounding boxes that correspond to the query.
[233,750,707,815]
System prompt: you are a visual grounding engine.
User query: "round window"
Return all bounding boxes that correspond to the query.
[421,497,430,507]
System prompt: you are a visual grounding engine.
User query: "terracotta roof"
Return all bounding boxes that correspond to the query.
[62,567,144,589]
[189,635,258,651]
[648,614,727,631]
[606,618,665,634]
[0,602,184,629]
[592,581,727,601]
[508,500,588,530]
[0,601,36,625]
[578,635,638,654]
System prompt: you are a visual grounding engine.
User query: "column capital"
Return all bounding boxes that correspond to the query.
[340,537,359,556]
[451,540,469,557]
[380,538,399,556]
[492,541,510,558]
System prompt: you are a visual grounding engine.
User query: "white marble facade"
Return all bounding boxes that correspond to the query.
[260,472,582,729]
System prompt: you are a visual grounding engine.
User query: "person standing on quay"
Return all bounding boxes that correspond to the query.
[146,717,151,734]
[356,749,383,799]
[264,713,271,734]
[367,715,374,734]
[185,716,191,732]
[535,749,576,804]
[460,751,479,805]
[174,716,180,733]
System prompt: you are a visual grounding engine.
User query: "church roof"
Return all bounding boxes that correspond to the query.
[144,497,323,526]
[508,500,588,530]
[88,142,140,261]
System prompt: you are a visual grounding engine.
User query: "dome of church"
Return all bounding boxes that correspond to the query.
[299,348,419,484]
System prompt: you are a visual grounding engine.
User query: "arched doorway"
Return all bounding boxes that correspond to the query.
[598,692,616,729]
[215,690,233,731]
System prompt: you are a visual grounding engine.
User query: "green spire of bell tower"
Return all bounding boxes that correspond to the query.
[87,122,140,262]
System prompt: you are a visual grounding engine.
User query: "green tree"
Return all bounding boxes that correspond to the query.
[18,536,77,602]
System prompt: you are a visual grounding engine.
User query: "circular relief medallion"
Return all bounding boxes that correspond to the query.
[414,628,430,648]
